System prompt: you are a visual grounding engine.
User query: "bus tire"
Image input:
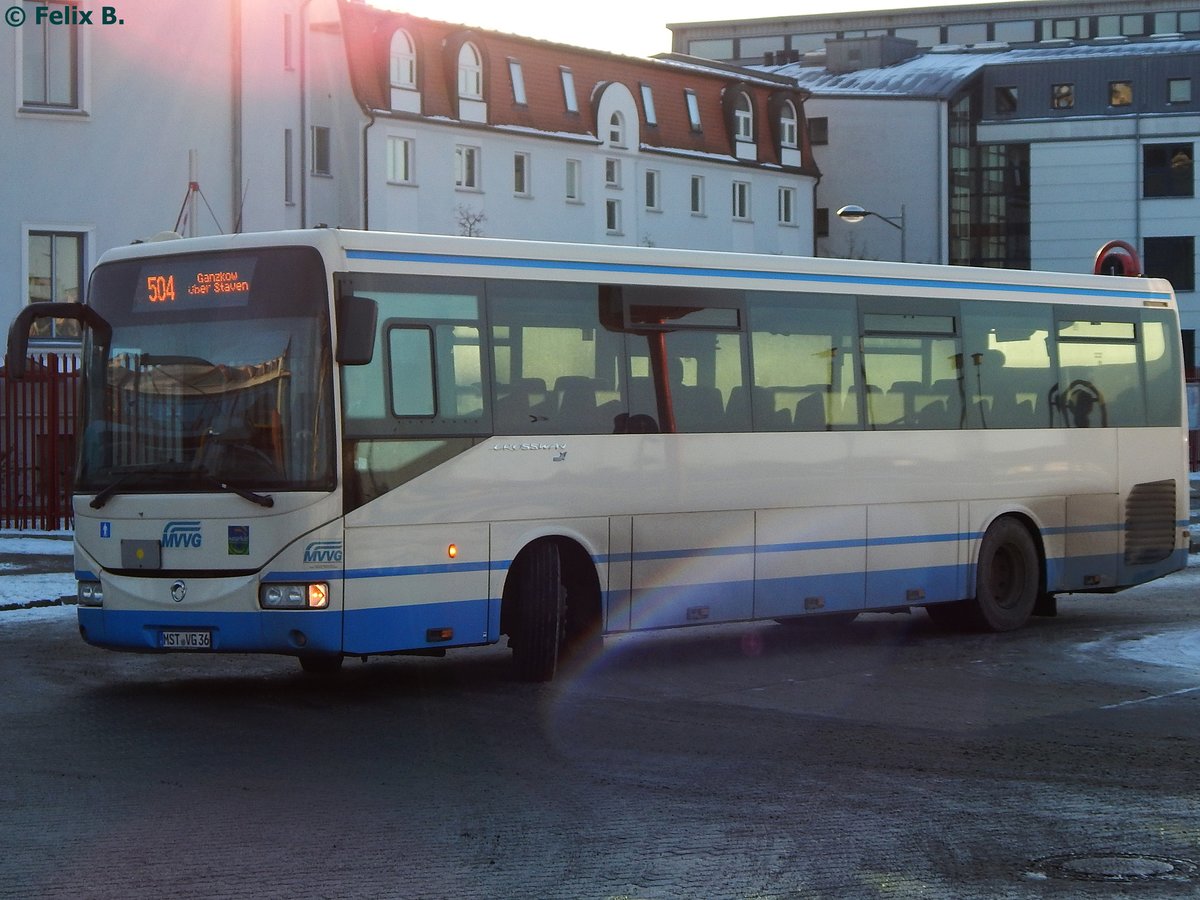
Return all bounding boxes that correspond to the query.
[971,517,1039,632]
[299,653,344,675]
[511,541,565,682]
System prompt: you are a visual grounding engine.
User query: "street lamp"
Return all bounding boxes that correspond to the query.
[836,203,907,262]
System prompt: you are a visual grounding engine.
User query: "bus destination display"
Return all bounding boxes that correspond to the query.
[134,257,256,311]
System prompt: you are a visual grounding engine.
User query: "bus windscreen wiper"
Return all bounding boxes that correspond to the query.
[89,462,273,509]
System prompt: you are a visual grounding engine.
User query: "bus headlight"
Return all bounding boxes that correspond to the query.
[77,580,103,607]
[259,583,329,610]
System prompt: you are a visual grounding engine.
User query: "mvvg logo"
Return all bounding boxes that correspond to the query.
[303,541,343,564]
[162,520,203,549]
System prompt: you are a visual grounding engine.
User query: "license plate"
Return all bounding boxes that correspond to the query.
[160,630,211,650]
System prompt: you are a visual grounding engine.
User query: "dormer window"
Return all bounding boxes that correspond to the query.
[453,38,487,122]
[778,98,802,167]
[608,111,626,147]
[734,93,753,141]
[458,42,483,99]
[389,28,420,114]
[780,100,798,148]
[390,29,415,89]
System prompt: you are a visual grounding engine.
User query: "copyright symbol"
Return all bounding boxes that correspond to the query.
[4,6,25,26]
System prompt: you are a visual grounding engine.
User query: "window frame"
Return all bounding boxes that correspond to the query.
[777,186,797,226]
[685,89,702,131]
[457,42,483,100]
[732,181,751,221]
[25,228,86,342]
[386,135,415,185]
[389,29,416,89]
[20,0,80,111]
[513,151,531,197]
[455,144,481,190]
[508,58,527,106]
[311,125,332,176]
[640,83,658,126]
[560,67,579,113]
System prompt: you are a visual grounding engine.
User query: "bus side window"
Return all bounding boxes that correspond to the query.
[746,292,861,431]
[961,302,1054,429]
[1055,317,1141,427]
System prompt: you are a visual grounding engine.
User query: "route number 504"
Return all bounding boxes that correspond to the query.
[146,275,177,303]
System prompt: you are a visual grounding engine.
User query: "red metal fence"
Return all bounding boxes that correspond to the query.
[1,353,79,531]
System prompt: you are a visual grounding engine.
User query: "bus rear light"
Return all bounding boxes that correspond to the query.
[260,583,329,610]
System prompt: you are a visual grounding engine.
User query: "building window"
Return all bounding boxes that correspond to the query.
[1144,236,1195,291]
[995,86,1019,115]
[311,125,331,175]
[390,29,416,88]
[732,181,751,220]
[457,42,483,99]
[778,187,796,225]
[808,117,828,145]
[605,198,622,233]
[608,112,626,147]
[455,144,480,189]
[1051,83,1074,109]
[387,136,414,184]
[566,158,582,201]
[685,89,702,131]
[1110,81,1133,107]
[815,207,829,237]
[645,170,661,211]
[284,14,294,70]
[605,158,621,188]
[993,20,1035,42]
[734,92,753,140]
[561,67,578,113]
[27,229,84,340]
[508,59,527,105]
[513,152,530,196]
[780,101,798,148]
[21,0,79,109]
[690,175,705,215]
[284,129,294,204]
[640,84,657,126]
[1169,78,1192,104]
[1144,144,1193,198]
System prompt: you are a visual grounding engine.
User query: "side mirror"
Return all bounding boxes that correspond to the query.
[6,302,112,378]
[336,295,378,366]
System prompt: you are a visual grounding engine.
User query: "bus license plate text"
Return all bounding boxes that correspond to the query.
[160,630,211,650]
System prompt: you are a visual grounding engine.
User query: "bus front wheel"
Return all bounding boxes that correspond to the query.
[510,541,565,682]
[972,517,1039,632]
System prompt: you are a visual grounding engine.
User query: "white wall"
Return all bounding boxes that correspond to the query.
[366,121,815,255]
[808,97,946,265]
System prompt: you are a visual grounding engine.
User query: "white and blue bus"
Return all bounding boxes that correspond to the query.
[6,229,1189,679]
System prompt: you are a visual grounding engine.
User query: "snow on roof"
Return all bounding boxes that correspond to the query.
[752,38,1200,100]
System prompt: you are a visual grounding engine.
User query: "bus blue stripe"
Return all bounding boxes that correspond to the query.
[262,522,1141,583]
[344,248,1170,302]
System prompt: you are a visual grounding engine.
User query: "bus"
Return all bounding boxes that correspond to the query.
[6,229,1189,680]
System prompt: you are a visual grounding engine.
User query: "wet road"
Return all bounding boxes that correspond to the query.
[2,566,1199,899]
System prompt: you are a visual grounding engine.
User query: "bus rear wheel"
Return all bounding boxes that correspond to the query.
[971,517,1039,631]
[511,541,565,682]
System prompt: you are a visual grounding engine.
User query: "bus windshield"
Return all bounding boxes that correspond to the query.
[76,245,335,498]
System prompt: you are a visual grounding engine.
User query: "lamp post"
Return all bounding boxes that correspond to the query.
[836,203,906,262]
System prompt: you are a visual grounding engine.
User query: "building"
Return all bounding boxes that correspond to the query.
[335,2,818,255]
[2,0,313,349]
[1,0,821,356]
[669,0,1200,63]
[672,1,1200,346]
